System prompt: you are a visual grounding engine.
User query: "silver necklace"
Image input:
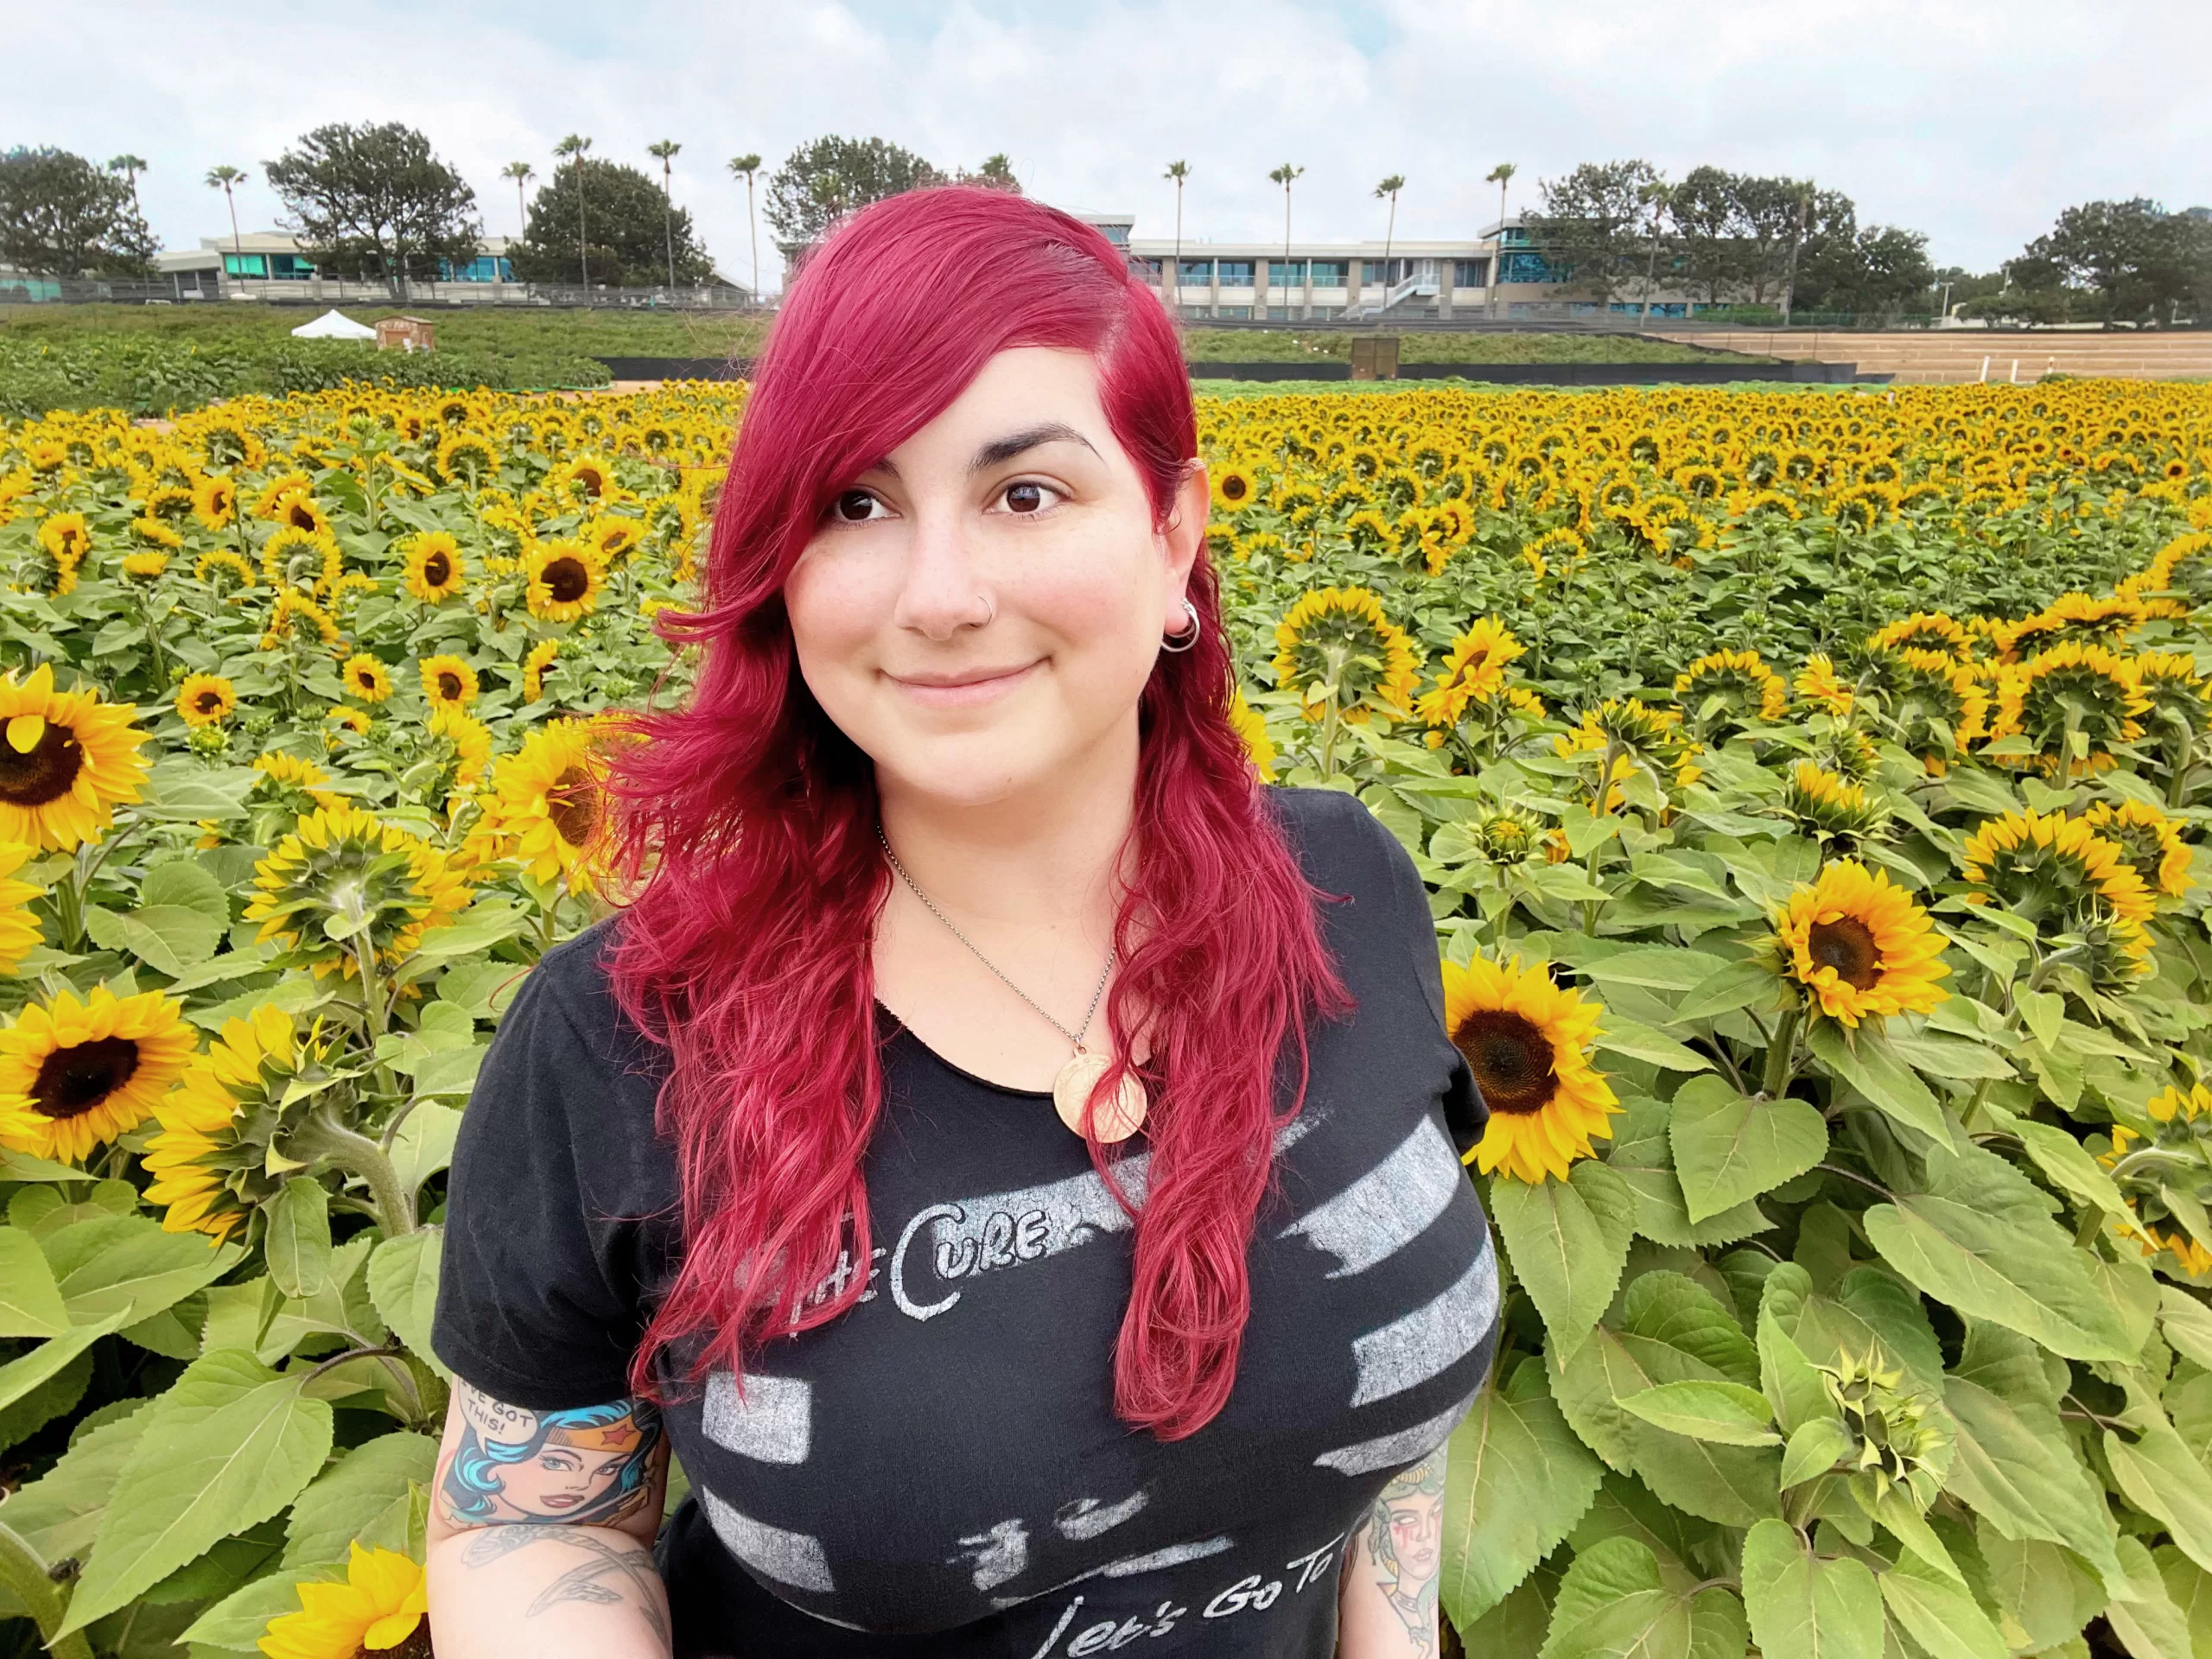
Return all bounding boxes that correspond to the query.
[878,826,1148,1142]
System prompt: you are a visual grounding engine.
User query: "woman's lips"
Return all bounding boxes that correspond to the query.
[887,660,1041,708]
[543,1494,582,1508]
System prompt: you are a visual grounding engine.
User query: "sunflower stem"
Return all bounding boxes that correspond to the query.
[1761,1003,1803,1099]
[0,1521,95,1659]
[289,1103,416,1237]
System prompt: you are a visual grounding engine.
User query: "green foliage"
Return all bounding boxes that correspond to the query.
[764,133,946,247]
[262,124,484,297]
[512,156,715,289]
[0,148,157,279]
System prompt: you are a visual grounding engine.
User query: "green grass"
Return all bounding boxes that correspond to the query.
[1,302,767,361]
[1179,327,1774,365]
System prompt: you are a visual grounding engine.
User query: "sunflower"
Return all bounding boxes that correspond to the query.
[38,512,91,566]
[522,637,560,702]
[194,549,257,595]
[471,719,615,893]
[429,705,493,799]
[1443,955,1621,1185]
[588,516,643,563]
[1270,586,1421,724]
[271,491,331,537]
[260,591,341,652]
[0,986,195,1165]
[2084,799,2193,899]
[1999,593,2145,662]
[435,430,499,486]
[1675,649,1789,735]
[1473,808,1547,864]
[2133,652,2211,741]
[258,1541,429,1659]
[175,674,238,729]
[417,654,480,709]
[1415,619,1526,729]
[1770,861,1948,1027]
[1522,526,1586,582]
[2101,1087,2212,1278]
[0,664,149,852]
[1988,642,2146,776]
[252,751,347,816]
[1961,808,2155,956]
[524,540,606,624]
[1779,762,1891,843]
[0,842,45,976]
[261,525,340,594]
[401,531,467,602]
[251,474,314,520]
[143,1003,322,1244]
[245,805,474,982]
[1229,690,1275,782]
[340,654,395,704]
[190,474,238,529]
[1867,612,1974,661]
[1795,654,1855,717]
[325,705,371,739]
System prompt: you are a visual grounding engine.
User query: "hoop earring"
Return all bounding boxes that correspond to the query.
[1160,598,1201,653]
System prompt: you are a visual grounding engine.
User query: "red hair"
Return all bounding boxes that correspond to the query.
[602,185,1346,1440]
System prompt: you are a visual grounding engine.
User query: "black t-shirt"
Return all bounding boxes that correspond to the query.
[434,786,1497,1657]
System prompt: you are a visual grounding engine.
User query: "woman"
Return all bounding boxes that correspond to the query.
[428,185,1497,1658]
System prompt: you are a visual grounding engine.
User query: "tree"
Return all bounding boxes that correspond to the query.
[262,123,481,299]
[765,136,944,249]
[1484,162,1516,317]
[728,154,762,300]
[500,162,535,239]
[1666,166,1742,307]
[552,135,592,289]
[646,140,682,289]
[957,153,1021,193]
[1164,160,1191,296]
[0,147,156,277]
[1635,181,1675,324]
[2010,198,2211,326]
[1268,163,1304,298]
[1800,223,1935,318]
[106,155,148,216]
[1375,174,1405,274]
[1525,159,1662,305]
[512,156,714,290]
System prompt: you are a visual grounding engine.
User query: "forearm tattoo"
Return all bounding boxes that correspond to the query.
[1363,1450,1445,1657]
[461,1524,671,1647]
[438,1380,664,1529]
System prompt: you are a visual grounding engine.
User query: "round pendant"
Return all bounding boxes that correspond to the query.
[1052,1049,1148,1143]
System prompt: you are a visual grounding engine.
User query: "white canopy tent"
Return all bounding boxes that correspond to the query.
[289,309,376,341]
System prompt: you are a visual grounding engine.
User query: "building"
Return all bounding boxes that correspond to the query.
[154,232,519,302]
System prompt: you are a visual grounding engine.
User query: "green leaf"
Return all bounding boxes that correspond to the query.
[1439,1360,1605,1630]
[282,1431,437,1568]
[1779,1418,1853,1489]
[1573,947,1732,992]
[1758,1271,1837,1434]
[1997,1110,2129,1218]
[57,1349,335,1634]
[2154,1544,2212,1659]
[2017,989,2063,1050]
[264,1179,331,1302]
[44,1214,243,1326]
[1861,1141,2140,1363]
[1941,1372,2123,1587]
[1550,1274,1778,1529]
[389,1103,463,1199]
[1594,1014,1713,1074]
[0,1310,126,1413]
[1884,1032,2016,1082]
[1492,1161,1637,1362]
[1861,1481,1964,1585]
[2159,1287,2212,1374]
[141,858,231,926]
[1535,1535,1748,1659]
[180,1562,346,1650]
[1617,1380,1779,1446]
[0,1400,153,1567]
[1981,1533,2106,1655]
[400,898,531,965]
[2107,1535,2195,1659]
[140,760,259,823]
[1669,1074,1827,1223]
[1739,1516,1884,1659]
[1674,959,1786,1024]
[0,1228,68,1337]
[0,1147,93,1184]
[1878,1550,2007,1659]
[365,1226,447,1377]
[83,902,225,976]
[1807,1021,1955,1152]
[2104,1408,2212,1579]
[1604,1098,1771,1249]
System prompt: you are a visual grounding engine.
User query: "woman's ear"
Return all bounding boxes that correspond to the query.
[1160,460,1209,598]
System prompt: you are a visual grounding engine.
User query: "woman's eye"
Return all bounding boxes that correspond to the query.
[999,480,1062,515]
[833,490,884,522]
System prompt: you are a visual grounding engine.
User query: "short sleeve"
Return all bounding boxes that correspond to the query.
[1370,802,1487,1157]
[431,922,677,1410]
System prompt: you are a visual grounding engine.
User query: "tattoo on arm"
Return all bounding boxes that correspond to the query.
[439,1380,664,1530]
[461,1524,671,1647]
[1364,1451,1445,1658]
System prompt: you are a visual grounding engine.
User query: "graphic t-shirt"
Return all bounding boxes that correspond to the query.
[434,786,1498,1657]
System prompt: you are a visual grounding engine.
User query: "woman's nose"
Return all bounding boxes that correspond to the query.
[892,506,994,640]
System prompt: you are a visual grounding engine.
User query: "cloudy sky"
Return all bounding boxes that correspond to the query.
[18,0,2205,285]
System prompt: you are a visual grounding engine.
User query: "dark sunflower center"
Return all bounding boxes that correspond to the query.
[436,672,464,702]
[287,502,316,530]
[544,557,590,604]
[546,766,602,848]
[0,723,85,806]
[579,471,604,499]
[194,691,224,715]
[354,1621,435,1659]
[1451,1010,1559,1116]
[1223,476,1248,500]
[423,551,451,587]
[32,1036,140,1119]
[1808,916,1882,989]
[353,669,378,692]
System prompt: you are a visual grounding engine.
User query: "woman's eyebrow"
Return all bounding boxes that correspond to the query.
[969,423,1099,474]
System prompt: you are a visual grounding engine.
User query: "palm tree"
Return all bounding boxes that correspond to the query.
[1374,174,1405,291]
[500,162,535,241]
[647,140,682,289]
[1268,163,1303,308]
[728,154,762,302]
[553,135,593,293]
[205,165,247,278]
[1637,180,1674,327]
[1163,160,1190,302]
[107,155,149,216]
[1484,162,1516,318]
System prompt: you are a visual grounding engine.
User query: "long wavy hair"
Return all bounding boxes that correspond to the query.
[602,184,1346,1440]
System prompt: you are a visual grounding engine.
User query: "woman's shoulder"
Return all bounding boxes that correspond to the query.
[490,912,666,1087]
[1264,783,1414,899]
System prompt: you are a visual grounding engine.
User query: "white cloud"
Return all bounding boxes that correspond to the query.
[15,0,2204,282]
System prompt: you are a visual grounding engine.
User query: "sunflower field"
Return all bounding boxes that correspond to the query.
[0,374,2210,1659]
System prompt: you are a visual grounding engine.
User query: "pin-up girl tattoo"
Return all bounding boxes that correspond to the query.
[441,1382,663,1529]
